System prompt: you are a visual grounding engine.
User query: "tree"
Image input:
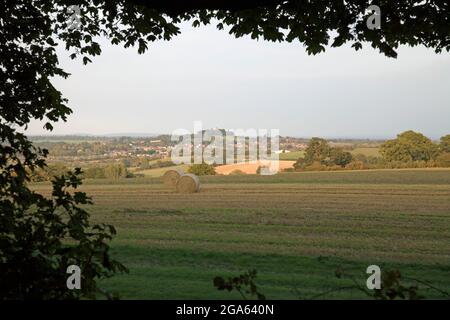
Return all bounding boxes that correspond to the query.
[129,0,450,58]
[303,138,331,165]
[380,131,439,163]
[104,163,128,179]
[440,135,450,153]
[436,153,450,168]
[329,148,353,167]
[0,169,127,299]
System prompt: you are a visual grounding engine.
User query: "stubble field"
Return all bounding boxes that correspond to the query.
[33,169,450,299]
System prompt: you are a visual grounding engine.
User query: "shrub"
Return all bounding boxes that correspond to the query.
[304,161,326,171]
[0,169,127,299]
[293,157,307,170]
[436,153,450,167]
[345,160,367,170]
[188,163,216,176]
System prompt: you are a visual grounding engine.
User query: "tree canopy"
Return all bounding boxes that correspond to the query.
[131,0,450,58]
[380,130,440,162]
[440,135,450,153]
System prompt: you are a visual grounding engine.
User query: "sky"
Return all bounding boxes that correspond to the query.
[27,23,450,139]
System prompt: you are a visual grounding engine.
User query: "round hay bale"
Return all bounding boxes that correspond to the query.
[162,169,184,187]
[176,173,200,193]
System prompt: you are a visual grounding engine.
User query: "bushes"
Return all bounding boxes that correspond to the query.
[136,159,175,171]
[436,153,450,167]
[83,166,106,179]
[293,157,307,170]
[188,163,216,176]
[0,169,127,299]
[345,160,368,170]
[294,138,353,170]
[31,163,69,182]
[83,163,130,179]
[440,135,450,153]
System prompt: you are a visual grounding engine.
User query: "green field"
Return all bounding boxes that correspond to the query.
[134,164,190,177]
[279,151,305,160]
[33,169,450,299]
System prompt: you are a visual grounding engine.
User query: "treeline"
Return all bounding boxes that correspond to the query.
[134,159,175,171]
[30,158,178,182]
[31,162,133,181]
[34,135,174,157]
[293,131,450,171]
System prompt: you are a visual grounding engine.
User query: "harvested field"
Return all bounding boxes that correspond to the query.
[31,169,450,299]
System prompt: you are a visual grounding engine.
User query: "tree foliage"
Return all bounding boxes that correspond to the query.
[436,152,450,168]
[380,131,440,163]
[188,163,216,176]
[303,137,331,165]
[213,269,265,300]
[131,0,450,58]
[215,267,449,300]
[329,148,353,167]
[0,169,127,299]
[440,135,450,153]
[296,138,353,169]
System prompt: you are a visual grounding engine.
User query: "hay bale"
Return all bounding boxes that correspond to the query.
[162,169,184,187]
[176,173,200,193]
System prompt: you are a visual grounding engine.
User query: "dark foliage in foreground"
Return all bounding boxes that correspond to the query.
[214,267,450,300]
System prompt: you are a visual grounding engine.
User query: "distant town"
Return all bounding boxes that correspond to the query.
[30,134,383,167]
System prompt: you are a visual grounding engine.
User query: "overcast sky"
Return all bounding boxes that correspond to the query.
[27,23,450,139]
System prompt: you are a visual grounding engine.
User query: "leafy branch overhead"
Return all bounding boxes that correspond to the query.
[3,0,449,134]
[57,1,444,68]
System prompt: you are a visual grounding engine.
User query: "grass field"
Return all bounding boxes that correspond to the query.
[279,151,305,160]
[32,169,450,299]
[135,164,190,177]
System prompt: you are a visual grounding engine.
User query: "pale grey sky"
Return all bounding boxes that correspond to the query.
[28,23,450,139]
